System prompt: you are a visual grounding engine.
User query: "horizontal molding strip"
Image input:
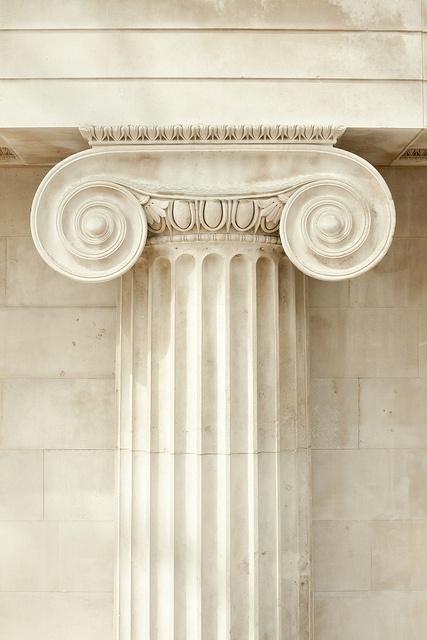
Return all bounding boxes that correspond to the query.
[0,77,422,83]
[0,80,422,129]
[0,0,421,32]
[0,28,423,34]
[1,30,421,80]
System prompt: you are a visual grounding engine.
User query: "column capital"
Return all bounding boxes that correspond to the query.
[31,124,395,282]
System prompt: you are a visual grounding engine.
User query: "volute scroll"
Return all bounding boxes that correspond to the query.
[31,178,147,282]
[280,177,395,281]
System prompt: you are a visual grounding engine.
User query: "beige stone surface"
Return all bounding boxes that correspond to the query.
[6,237,117,306]
[337,127,422,166]
[1,378,115,449]
[1,31,421,80]
[0,168,50,236]
[313,521,371,590]
[423,82,427,125]
[310,378,358,449]
[0,79,422,128]
[418,310,427,375]
[372,521,427,590]
[379,167,427,238]
[0,592,113,640]
[359,378,427,449]
[58,522,114,591]
[0,127,89,165]
[312,450,427,520]
[0,0,420,29]
[0,450,43,520]
[349,239,427,307]
[44,450,115,521]
[0,521,58,591]
[0,307,115,378]
[308,279,350,308]
[392,127,427,164]
[315,591,427,640]
[0,237,5,305]
[310,308,418,378]
[421,33,427,78]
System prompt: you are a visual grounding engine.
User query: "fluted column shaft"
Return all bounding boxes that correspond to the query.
[117,239,311,640]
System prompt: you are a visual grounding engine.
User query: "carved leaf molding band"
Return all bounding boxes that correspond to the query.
[120,177,317,236]
[32,172,394,282]
[80,124,345,146]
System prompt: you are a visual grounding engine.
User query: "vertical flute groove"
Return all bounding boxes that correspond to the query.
[256,256,280,639]
[196,255,203,640]
[174,254,198,639]
[131,261,150,640]
[273,259,283,640]
[150,257,173,640]
[169,257,176,640]
[116,272,133,640]
[200,253,230,640]
[229,254,251,639]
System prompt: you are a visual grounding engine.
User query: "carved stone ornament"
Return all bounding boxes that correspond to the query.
[31,125,395,282]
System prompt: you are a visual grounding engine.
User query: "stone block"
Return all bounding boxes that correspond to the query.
[0,592,113,640]
[310,378,358,449]
[1,378,115,449]
[308,278,350,308]
[315,591,427,640]
[350,239,427,307]
[372,521,427,590]
[6,237,116,306]
[0,450,43,520]
[359,378,427,449]
[0,0,421,29]
[313,521,371,590]
[0,307,116,378]
[58,521,114,591]
[417,310,427,375]
[44,450,115,521]
[0,237,5,305]
[310,308,418,378]
[0,79,422,129]
[379,167,427,238]
[312,450,427,520]
[0,31,421,80]
[0,521,58,590]
[0,168,49,236]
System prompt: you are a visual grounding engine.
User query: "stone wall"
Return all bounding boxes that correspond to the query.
[310,167,427,639]
[0,168,117,638]
[0,166,425,638]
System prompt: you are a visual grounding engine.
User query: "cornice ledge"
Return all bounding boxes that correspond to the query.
[80,124,345,147]
[31,124,395,283]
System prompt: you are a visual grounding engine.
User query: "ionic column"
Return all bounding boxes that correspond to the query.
[30,125,395,640]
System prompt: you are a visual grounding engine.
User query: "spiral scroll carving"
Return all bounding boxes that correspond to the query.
[279,179,394,280]
[32,181,147,282]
